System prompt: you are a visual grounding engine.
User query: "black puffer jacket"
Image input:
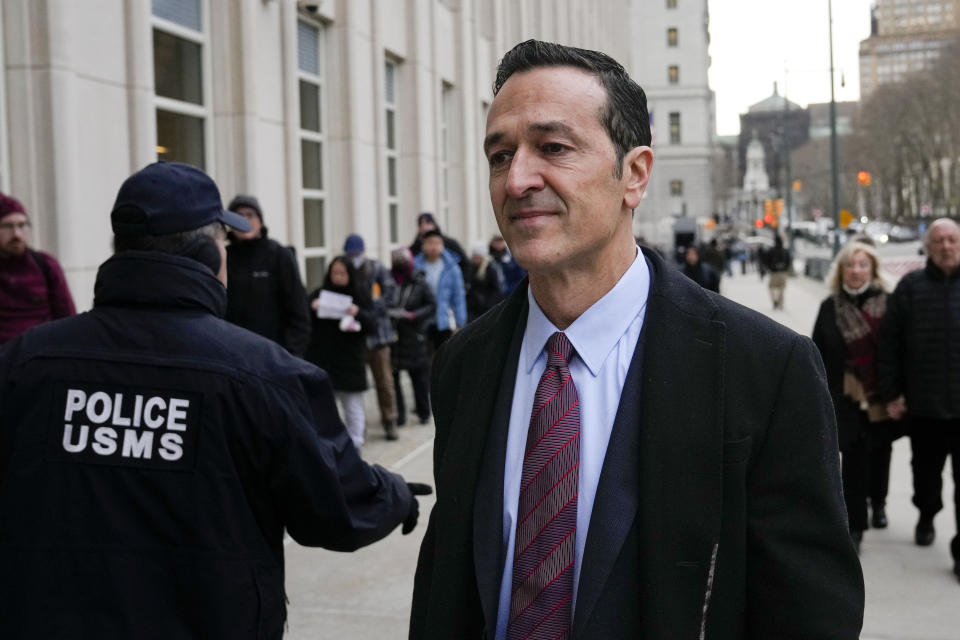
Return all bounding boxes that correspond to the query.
[226,234,310,356]
[0,251,411,638]
[389,272,436,371]
[878,260,960,418]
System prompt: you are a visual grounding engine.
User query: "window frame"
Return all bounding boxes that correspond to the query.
[669,111,681,144]
[667,27,679,47]
[668,65,679,85]
[385,57,401,246]
[297,17,330,290]
[151,3,212,170]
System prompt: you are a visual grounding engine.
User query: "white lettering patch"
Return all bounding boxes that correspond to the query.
[51,383,201,471]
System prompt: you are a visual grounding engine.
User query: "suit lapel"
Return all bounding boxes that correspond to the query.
[573,251,726,636]
[473,313,526,633]
[571,321,647,636]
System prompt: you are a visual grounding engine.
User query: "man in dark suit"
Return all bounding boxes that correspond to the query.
[410,40,863,640]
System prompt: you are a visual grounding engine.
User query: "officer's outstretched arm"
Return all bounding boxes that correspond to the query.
[270,369,417,551]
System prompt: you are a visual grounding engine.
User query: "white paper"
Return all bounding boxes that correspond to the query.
[316,290,353,319]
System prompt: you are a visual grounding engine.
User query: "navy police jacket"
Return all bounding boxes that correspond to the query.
[0,251,412,639]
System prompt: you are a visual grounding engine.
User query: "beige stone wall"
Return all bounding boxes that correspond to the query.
[1,0,709,306]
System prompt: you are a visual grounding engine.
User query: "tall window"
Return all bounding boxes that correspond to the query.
[440,82,453,226]
[298,19,328,290]
[667,27,678,47]
[670,180,684,196]
[669,112,681,144]
[385,58,400,245]
[668,65,679,84]
[667,0,677,7]
[152,0,208,169]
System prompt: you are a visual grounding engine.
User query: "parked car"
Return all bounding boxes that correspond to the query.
[888,224,920,242]
[864,221,893,244]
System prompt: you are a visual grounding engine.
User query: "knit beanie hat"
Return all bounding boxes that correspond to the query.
[344,233,365,254]
[227,194,263,222]
[0,193,26,222]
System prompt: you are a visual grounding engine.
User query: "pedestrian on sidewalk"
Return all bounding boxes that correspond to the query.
[813,240,904,553]
[413,229,466,351]
[681,245,720,293]
[306,257,375,447]
[387,248,435,426]
[342,233,401,441]
[411,39,863,639]
[0,162,429,637]
[0,193,75,343]
[466,240,505,321]
[878,218,960,581]
[763,234,792,309]
[225,194,311,356]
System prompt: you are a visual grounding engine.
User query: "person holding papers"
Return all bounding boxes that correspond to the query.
[306,257,374,447]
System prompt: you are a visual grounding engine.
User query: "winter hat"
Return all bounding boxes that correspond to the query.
[417,212,437,227]
[227,194,263,222]
[343,233,365,254]
[0,193,26,222]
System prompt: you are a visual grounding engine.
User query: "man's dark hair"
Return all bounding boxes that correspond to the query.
[113,222,225,275]
[493,40,651,176]
[421,229,444,243]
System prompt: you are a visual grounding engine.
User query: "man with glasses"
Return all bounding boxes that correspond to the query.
[0,193,75,343]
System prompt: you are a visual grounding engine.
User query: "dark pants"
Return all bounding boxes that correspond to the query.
[869,420,906,508]
[394,366,431,425]
[841,416,905,532]
[842,434,871,533]
[910,418,960,557]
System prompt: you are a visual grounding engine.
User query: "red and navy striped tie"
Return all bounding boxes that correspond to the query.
[508,331,580,640]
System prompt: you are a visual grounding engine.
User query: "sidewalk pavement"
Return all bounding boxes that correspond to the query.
[723,268,959,640]
[284,269,959,639]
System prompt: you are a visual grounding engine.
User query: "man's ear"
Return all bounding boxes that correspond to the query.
[622,146,654,211]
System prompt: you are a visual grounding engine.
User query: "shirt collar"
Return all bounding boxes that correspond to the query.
[522,247,649,376]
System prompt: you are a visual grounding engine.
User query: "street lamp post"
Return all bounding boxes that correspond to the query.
[828,0,841,255]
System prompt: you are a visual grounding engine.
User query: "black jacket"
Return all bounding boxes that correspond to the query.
[813,288,885,451]
[226,235,311,356]
[878,260,960,418]
[304,287,373,392]
[465,258,504,321]
[0,251,412,638]
[389,272,436,371]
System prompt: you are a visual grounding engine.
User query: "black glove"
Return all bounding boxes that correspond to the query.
[402,482,433,535]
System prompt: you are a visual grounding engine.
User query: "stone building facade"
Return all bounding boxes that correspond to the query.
[1,0,711,307]
[860,0,960,98]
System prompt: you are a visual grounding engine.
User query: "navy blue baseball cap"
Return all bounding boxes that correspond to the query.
[111,162,251,237]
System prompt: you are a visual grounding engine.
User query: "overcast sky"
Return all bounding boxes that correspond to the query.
[708,0,874,136]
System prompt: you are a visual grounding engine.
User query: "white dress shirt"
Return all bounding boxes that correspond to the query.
[494,248,650,639]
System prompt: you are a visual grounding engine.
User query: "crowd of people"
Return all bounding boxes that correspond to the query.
[806,222,960,581]
[671,222,960,579]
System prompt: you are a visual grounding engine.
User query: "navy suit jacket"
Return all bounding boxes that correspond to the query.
[410,248,863,639]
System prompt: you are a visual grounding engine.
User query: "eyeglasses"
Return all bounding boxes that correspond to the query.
[0,221,30,233]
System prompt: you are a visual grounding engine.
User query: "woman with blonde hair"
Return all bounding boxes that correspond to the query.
[813,239,904,552]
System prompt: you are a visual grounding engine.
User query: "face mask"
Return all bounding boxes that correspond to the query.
[350,255,365,269]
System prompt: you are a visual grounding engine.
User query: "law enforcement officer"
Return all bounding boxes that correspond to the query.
[0,162,429,638]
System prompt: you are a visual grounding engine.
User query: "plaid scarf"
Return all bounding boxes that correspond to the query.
[833,288,887,415]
